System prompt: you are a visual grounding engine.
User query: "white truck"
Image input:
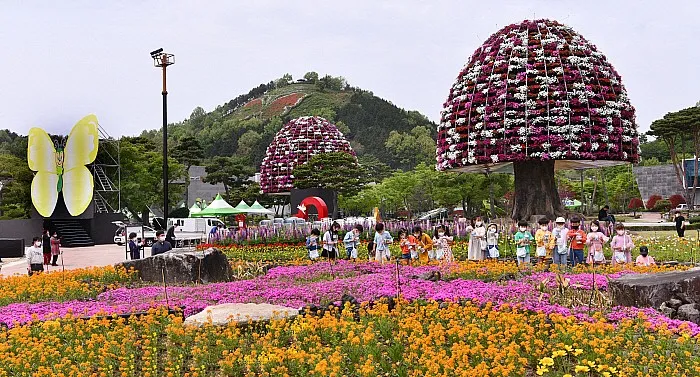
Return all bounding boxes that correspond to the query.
[115,218,225,248]
[169,218,224,234]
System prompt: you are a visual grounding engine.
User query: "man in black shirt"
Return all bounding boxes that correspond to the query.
[151,230,173,255]
[598,205,615,225]
[674,211,686,238]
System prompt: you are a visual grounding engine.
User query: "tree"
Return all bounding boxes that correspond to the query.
[303,71,319,83]
[292,152,365,196]
[119,137,186,222]
[358,155,393,184]
[385,126,436,170]
[309,108,337,122]
[435,20,639,220]
[646,194,662,210]
[628,198,643,217]
[203,156,254,199]
[171,136,205,170]
[649,106,700,205]
[0,154,32,219]
[669,194,686,209]
[237,130,262,157]
[276,73,293,87]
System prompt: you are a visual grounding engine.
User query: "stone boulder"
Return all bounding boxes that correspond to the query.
[414,271,442,282]
[609,268,700,308]
[677,304,700,323]
[119,248,232,284]
[184,303,298,326]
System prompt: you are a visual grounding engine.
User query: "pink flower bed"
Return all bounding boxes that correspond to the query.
[1,261,698,336]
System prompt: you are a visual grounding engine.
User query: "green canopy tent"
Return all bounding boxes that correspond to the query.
[188,203,203,217]
[563,199,582,209]
[234,200,251,212]
[191,194,244,217]
[247,200,274,215]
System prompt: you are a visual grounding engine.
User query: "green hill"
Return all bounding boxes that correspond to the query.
[143,74,438,171]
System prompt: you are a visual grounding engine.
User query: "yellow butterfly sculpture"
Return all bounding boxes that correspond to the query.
[28,114,99,217]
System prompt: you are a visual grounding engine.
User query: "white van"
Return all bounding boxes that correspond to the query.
[169,218,225,234]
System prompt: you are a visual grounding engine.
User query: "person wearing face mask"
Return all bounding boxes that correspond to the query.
[586,220,609,264]
[567,218,587,267]
[467,217,486,261]
[26,237,45,276]
[343,225,363,261]
[128,232,142,260]
[514,220,533,266]
[323,222,342,260]
[535,218,555,265]
[552,217,569,269]
[434,225,454,262]
[635,246,656,267]
[610,224,634,266]
[151,230,173,256]
[486,224,500,259]
[413,226,433,264]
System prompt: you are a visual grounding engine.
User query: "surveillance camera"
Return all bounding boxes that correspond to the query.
[150,48,163,57]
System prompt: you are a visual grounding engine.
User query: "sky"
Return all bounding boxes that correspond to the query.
[0,0,698,137]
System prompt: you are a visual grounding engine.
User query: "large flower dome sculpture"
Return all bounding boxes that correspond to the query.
[437,19,639,219]
[260,116,354,194]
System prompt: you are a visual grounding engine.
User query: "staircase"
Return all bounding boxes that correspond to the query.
[94,165,117,191]
[48,219,95,247]
[94,193,111,213]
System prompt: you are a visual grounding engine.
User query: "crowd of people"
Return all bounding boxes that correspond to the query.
[305,215,658,268]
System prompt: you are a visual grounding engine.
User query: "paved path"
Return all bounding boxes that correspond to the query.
[0,244,130,276]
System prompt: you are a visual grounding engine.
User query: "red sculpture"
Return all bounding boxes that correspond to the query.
[295,196,328,220]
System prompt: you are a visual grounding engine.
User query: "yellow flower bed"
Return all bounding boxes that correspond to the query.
[0,266,136,306]
[0,301,697,377]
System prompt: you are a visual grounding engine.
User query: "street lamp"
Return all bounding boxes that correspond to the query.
[151,48,175,229]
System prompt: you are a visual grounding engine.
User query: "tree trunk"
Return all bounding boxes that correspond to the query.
[601,168,609,208]
[487,172,496,220]
[512,160,565,221]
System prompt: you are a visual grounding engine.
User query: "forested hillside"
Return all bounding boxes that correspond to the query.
[141,73,438,171]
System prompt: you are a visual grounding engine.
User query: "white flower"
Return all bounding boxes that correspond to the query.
[591,142,599,151]
[490,154,499,163]
[510,144,522,152]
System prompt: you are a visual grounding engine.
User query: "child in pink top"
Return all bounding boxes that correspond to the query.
[610,224,634,266]
[635,246,656,267]
[586,220,609,264]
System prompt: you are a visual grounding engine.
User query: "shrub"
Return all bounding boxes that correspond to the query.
[653,199,672,212]
[628,198,644,211]
[669,194,686,209]
[646,194,662,210]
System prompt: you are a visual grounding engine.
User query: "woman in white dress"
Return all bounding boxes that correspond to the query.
[467,217,486,261]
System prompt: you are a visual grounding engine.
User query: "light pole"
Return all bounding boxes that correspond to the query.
[151,48,174,229]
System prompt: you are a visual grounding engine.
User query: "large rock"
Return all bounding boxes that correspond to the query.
[677,304,700,323]
[184,303,298,326]
[119,248,232,284]
[609,268,700,308]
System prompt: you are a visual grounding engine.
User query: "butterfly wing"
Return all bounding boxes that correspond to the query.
[27,127,56,173]
[64,114,99,171]
[31,172,60,217]
[62,166,94,216]
[63,114,99,216]
[27,127,59,217]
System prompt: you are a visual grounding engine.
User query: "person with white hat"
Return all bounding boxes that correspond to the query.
[552,217,569,269]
